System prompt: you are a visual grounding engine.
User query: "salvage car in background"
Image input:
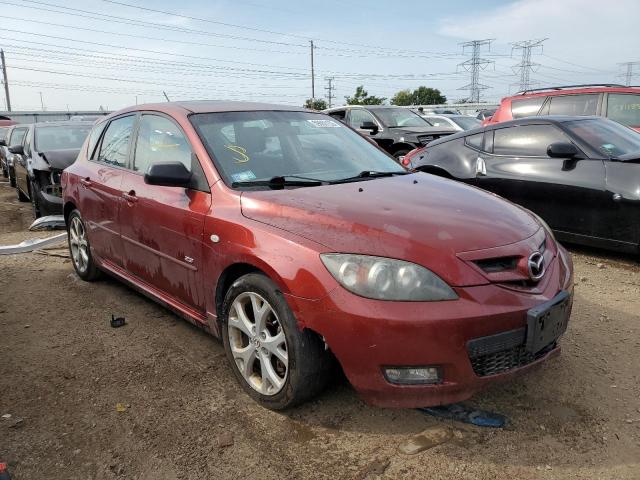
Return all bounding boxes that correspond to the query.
[12,121,92,217]
[324,105,455,159]
[421,114,481,131]
[3,124,29,188]
[62,101,573,410]
[487,84,640,131]
[405,116,640,254]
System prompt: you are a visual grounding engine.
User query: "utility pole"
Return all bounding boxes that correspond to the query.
[163,91,170,102]
[324,77,334,108]
[39,91,45,111]
[619,61,640,86]
[310,40,315,100]
[511,39,546,92]
[1,49,11,112]
[457,39,494,103]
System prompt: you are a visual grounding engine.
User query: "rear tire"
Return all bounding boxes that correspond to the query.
[67,209,101,281]
[8,168,16,188]
[221,273,330,410]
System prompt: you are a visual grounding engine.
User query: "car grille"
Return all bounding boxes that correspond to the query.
[467,328,555,377]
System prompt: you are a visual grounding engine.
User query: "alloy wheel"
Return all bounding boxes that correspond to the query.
[227,292,288,396]
[69,216,89,273]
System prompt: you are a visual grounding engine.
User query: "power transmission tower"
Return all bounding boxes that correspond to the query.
[324,77,334,108]
[310,40,315,100]
[619,61,640,86]
[511,38,547,92]
[457,39,494,103]
[1,49,11,112]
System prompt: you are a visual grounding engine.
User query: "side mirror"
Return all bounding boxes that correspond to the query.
[0,139,6,147]
[547,142,579,159]
[9,145,24,155]
[360,121,379,134]
[144,161,191,188]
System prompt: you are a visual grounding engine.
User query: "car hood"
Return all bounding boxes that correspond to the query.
[38,148,81,171]
[391,126,454,135]
[240,173,541,287]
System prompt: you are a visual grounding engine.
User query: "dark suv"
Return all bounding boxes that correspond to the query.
[323,106,455,159]
[487,84,640,131]
[12,121,92,217]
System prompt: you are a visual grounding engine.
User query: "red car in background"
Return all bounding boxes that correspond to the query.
[62,101,573,410]
[486,84,640,131]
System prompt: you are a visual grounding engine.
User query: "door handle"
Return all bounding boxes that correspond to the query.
[80,177,92,188]
[122,191,138,203]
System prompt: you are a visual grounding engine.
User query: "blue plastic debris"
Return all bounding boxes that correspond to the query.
[417,403,508,428]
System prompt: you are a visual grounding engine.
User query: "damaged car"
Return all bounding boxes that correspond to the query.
[62,102,574,410]
[12,121,92,218]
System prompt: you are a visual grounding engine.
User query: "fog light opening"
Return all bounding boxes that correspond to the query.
[383,366,442,385]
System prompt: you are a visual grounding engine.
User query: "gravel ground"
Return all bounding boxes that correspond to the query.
[0,177,639,480]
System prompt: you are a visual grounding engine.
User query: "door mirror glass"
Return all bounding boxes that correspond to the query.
[144,161,192,187]
[8,145,24,155]
[360,121,378,134]
[547,142,579,159]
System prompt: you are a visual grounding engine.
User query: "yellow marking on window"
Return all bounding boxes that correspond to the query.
[225,144,250,163]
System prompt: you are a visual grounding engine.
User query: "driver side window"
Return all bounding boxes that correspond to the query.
[493,124,570,157]
[348,109,376,129]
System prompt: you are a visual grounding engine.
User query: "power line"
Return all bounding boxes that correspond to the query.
[619,62,640,86]
[457,39,494,103]
[511,38,546,91]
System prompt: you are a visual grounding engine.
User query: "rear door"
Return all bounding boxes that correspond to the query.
[477,123,607,237]
[80,115,135,266]
[118,113,211,313]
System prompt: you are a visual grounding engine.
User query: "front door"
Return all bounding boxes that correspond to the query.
[477,123,607,237]
[118,113,211,313]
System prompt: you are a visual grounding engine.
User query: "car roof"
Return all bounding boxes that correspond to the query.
[34,121,94,128]
[504,85,640,102]
[323,105,412,112]
[109,100,309,118]
[425,115,601,148]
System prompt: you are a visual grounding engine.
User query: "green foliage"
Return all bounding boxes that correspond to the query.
[304,98,328,110]
[345,86,386,105]
[391,87,447,106]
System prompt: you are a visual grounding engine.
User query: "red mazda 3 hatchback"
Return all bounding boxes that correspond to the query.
[62,101,574,410]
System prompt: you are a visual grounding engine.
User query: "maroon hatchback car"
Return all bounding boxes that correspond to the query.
[62,101,574,409]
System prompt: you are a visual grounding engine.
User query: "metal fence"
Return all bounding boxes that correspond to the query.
[0,111,111,124]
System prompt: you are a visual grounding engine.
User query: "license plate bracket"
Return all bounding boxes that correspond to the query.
[526,290,571,354]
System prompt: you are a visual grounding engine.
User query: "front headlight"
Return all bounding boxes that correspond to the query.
[320,254,458,301]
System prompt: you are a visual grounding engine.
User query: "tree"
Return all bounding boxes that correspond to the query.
[345,86,386,105]
[390,89,413,106]
[304,98,328,110]
[390,86,447,106]
[412,86,446,105]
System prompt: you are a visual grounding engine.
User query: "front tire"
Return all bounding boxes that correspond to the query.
[67,209,101,281]
[221,273,330,410]
[16,183,28,202]
[30,180,42,218]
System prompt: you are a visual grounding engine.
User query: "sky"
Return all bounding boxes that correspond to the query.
[0,0,638,111]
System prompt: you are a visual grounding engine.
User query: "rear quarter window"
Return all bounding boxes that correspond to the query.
[606,93,640,128]
[547,94,598,116]
[464,133,483,150]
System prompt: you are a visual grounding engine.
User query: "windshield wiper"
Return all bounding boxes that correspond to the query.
[232,175,326,189]
[330,170,411,184]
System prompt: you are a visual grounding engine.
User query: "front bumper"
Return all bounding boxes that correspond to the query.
[287,246,573,408]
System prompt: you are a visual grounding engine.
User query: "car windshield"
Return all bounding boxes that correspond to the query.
[190,111,404,186]
[371,108,431,128]
[564,118,640,157]
[451,116,481,130]
[35,125,91,151]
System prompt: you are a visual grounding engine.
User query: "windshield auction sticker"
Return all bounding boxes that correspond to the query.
[307,119,342,128]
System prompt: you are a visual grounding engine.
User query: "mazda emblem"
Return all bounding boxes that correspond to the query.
[527,251,545,281]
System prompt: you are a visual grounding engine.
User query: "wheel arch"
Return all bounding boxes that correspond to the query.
[415,165,454,179]
[63,200,77,225]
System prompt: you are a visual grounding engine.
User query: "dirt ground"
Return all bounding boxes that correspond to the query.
[0,177,639,480]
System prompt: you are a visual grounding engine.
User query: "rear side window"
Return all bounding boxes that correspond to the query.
[606,94,640,128]
[511,97,545,118]
[493,125,569,157]
[547,94,598,116]
[87,122,107,160]
[464,133,483,150]
[97,115,135,167]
